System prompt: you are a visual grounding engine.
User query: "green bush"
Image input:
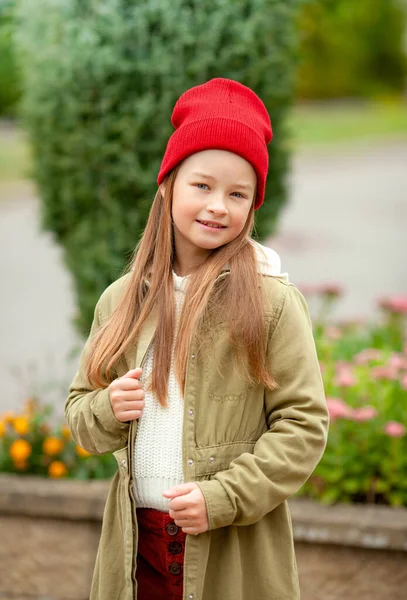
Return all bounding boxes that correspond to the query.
[15,0,301,335]
[297,0,407,99]
[0,0,20,116]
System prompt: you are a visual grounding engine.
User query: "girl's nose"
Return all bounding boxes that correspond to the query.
[207,196,228,215]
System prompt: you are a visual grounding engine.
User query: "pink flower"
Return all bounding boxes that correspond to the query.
[401,374,407,390]
[297,283,320,296]
[352,406,378,422]
[334,363,356,387]
[326,397,353,421]
[388,353,407,371]
[297,283,344,298]
[325,326,342,340]
[339,318,365,330]
[384,421,406,438]
[336,360,353,370]
[334,370,357,387]
[354,348,383,365]
[371,365,398,381]
[319,361,326,374]
[379,296,407,315]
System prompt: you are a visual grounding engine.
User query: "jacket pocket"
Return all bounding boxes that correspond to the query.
[194,441,256,478]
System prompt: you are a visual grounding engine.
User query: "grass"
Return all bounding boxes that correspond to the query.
[0,125,31,182]
[289,99,407,148]
[0,100,407,183]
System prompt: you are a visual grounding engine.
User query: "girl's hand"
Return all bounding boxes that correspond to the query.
[108,368,145,422]
[163,482,209,535]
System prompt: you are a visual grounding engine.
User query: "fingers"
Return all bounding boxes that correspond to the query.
[108,368,145,422]
[120,409,143,421]
[163,482,197,498]
[116,389,145,401]
[180,527,202,535]
[116,378,144,391]
[167,495,195,511]
[123,367,143,379]
[164,485,209,535]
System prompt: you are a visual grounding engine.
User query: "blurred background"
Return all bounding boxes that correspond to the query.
[1,0,406,415]
[0,2,407,599]
[0,0,407,521]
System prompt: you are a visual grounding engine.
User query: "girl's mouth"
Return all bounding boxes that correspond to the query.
[196,220,226,230]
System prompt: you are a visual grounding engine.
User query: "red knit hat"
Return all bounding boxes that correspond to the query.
[157,78,272,210]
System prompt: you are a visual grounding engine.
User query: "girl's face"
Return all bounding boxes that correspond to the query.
[168,149,257,265]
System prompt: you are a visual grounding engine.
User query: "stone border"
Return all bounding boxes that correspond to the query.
[290,498,407,552]
[1,474,407,551]
[0,474,109,521]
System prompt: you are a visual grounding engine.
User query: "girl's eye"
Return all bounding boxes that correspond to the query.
[196,183,209,190]
[231,192,245,199]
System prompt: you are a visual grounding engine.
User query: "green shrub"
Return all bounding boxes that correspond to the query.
[15,0,301,335]
[0,0,20,116]
[297,0,407,99]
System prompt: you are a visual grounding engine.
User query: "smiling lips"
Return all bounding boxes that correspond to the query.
[197,220,226,229]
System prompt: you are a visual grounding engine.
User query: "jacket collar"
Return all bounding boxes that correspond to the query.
[249,240,289,282]
[219,239,289,281]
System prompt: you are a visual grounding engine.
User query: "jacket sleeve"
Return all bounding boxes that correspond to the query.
[197,284,329,528]
[65,300,130,455]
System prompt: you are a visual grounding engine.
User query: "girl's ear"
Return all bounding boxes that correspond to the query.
[159,182,166,197]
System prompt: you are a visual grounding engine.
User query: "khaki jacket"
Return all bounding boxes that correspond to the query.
[65,245,328,600]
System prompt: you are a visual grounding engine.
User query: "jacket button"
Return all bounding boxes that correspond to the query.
[169,561,182,575]
[168,541,182,555]
[191,354,195,360]
[188,458,194,466]
[188,409,194,417]
[121,459,127,468]
[166,522,179,536]
[208,456,215,464]
[188,595,194,600]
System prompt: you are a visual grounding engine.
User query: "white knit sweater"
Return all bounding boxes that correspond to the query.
[133,271,188,512]
[132,241,287,512]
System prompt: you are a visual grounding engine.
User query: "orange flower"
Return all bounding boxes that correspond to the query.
[23,398,38,415]
[14,459,28,471]
[12,416,30,436]
[48,461,67,478]
[76,445,91,458]
[2,411,15,424]
[10,439,32,462]
[0,420,5,437]
[43,437,64,456]
[61,425,72,440]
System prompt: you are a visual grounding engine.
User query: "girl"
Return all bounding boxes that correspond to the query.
[66,78,329,600]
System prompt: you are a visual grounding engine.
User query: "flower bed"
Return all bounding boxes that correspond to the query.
[299,286,407,506]
[0,400,116,479]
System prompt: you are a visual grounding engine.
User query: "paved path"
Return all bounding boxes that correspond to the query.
[267,138,407,320]
[1,139,407,413]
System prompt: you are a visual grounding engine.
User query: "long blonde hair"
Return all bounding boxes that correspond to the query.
[86,166,276,405]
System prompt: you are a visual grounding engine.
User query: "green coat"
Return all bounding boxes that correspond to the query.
[66,268,328,600]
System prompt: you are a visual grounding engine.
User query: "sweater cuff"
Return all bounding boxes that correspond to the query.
[90,388,130,435]
[196,479,236,530]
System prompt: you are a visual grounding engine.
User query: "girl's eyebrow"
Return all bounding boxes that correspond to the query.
[191,172,254,191]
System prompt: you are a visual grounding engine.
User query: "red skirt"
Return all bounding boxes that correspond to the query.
[136,508,186,600]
